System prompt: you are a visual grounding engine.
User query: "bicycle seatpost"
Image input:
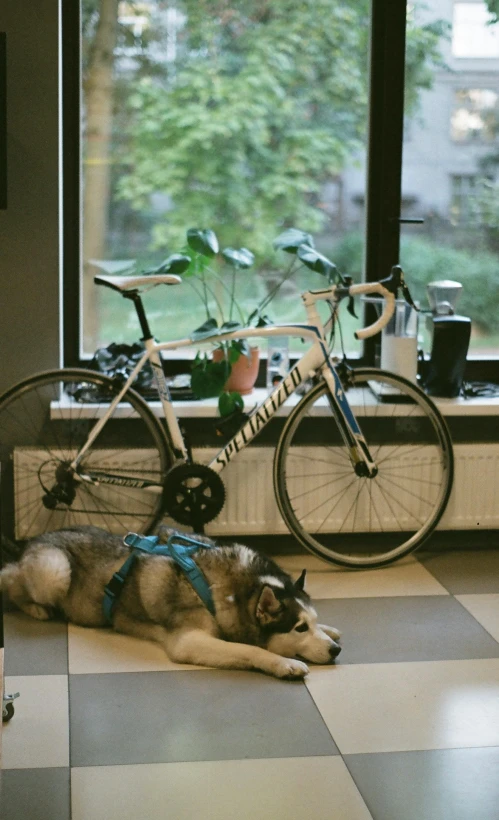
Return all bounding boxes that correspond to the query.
[123,291,154,341]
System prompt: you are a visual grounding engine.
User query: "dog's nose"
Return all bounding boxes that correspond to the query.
[329,642,341,660]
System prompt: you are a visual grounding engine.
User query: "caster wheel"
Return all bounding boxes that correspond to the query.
[3,701,15,722]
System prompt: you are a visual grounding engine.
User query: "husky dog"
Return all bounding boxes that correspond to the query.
[0,525,341,679]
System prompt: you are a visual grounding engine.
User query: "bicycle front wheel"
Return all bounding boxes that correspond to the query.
[274,368,454,568]
[0,368,172,540]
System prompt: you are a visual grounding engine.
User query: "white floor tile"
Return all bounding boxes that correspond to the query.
[71,757,373,820]
[306,659,499,754]
[68,625,205,674]
[456,595,499,643]
[2,675,69,769]
[277,555,448,598]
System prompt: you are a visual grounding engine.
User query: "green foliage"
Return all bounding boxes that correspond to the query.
[331,232,499,334]
[186,224,340,413]
[117,0,446,256]
[485,1,499,23]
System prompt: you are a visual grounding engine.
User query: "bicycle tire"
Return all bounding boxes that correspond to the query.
[0,368,172,539]
[273,367,454,568]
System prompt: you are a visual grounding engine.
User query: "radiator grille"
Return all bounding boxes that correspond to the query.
[13,444,499,539]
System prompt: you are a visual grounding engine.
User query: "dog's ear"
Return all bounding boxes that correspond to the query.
[294,569,307,592]
[256,585,281,625]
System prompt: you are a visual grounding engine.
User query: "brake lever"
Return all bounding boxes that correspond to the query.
[381,265,419,312]
[347,295,358,318]
[342,275,358,318]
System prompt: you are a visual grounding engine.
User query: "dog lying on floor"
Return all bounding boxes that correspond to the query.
[0,525,341,679]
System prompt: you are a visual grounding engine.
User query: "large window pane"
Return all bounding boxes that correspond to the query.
[81,0,372,357]
[402,0,499,358]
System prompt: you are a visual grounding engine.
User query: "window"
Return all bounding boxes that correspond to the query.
[66,3,497,372]
[450,174,482,224]
[452,2,499,58]
[451,89,499,143]
[79,0,372,359]
[401,2,499,360]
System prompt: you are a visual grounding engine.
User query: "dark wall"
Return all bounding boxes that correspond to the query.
[0,1,60,394]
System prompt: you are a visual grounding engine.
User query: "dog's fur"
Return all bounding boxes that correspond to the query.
[0,525,341,679]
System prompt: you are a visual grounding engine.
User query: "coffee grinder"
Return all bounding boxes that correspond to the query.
[422,280,471,398]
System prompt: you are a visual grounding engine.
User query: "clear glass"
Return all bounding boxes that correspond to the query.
[80,0,370,358]
[402,0,499,358]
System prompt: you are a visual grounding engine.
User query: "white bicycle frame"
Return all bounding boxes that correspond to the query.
[72,281,395,488]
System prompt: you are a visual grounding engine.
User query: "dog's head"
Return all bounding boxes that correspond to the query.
[255,570,341,664]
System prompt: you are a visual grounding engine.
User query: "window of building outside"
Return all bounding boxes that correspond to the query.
[450,174,490,224]
[401,0,499,358]
[452,2,499,57]
[451,89,499,142]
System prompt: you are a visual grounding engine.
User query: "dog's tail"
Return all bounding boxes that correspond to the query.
[0,545,72,608]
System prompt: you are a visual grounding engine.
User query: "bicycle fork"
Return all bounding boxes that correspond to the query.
[320,364,378,479]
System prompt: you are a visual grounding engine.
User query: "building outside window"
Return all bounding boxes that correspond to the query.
[399,0,499,358]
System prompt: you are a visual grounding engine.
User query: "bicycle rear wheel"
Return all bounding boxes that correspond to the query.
[274,368,454,568]
[0,368,171,540]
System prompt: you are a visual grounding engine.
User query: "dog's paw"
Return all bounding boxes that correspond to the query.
[273,658,309,679]
[23,603,51,621]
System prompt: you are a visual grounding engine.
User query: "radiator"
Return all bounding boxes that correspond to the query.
[13,443,499,539]
[204,444,499,535]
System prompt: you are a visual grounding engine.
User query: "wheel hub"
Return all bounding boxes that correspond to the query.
[39,460,77,509]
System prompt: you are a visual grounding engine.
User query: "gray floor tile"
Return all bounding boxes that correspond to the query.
[3,612,68,675]
[69,670,338,767]
[314,595,499,663]
[420,548,499,594]
[344,747,499,820]
[0,767,70,820]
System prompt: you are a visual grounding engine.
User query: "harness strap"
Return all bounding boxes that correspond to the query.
[102,552,137,625]
[103,532,216,624]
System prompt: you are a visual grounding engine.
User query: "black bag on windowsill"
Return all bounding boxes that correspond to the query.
[88,342,195,400]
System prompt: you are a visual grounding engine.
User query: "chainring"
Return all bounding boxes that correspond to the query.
[163,463,226,527]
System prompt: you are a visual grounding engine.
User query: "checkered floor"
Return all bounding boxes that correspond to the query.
[3,545,499,820]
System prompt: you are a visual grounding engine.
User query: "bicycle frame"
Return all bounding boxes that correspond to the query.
[71,291,378,489]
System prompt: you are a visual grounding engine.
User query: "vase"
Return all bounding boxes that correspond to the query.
[213,346,260,395]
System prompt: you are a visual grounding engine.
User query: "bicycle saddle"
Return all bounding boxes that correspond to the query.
[94,273,182,293]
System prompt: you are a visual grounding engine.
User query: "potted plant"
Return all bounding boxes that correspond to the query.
[182,227,338,416]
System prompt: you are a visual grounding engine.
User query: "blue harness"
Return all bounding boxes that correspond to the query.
[103,532,216,624]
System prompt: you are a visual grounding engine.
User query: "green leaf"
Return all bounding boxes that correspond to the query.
[219,320,242,334]
[297,244,337,280]
[156,254,191,275]
[191,317,219,341]
[190,359,231,399]
[222,247,255,268]
[256,315,273,327]
[231,338,250,358]
[273,229,315,254]
[187,228,219,257]
[228,343,241,364]
[218,391,244,417]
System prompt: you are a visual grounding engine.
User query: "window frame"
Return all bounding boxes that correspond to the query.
[62,2,499,380]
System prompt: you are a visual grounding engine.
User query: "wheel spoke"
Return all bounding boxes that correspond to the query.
[275,371,453,568]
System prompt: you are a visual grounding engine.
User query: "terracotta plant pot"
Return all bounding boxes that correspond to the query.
[213,346,260,395]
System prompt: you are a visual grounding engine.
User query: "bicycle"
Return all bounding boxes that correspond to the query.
[0,263,453,568]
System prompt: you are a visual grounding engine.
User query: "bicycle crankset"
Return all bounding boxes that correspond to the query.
[163,463,226,529]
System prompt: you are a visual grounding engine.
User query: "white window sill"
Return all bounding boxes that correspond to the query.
[50,387,499,420]
[164,389,499,418]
